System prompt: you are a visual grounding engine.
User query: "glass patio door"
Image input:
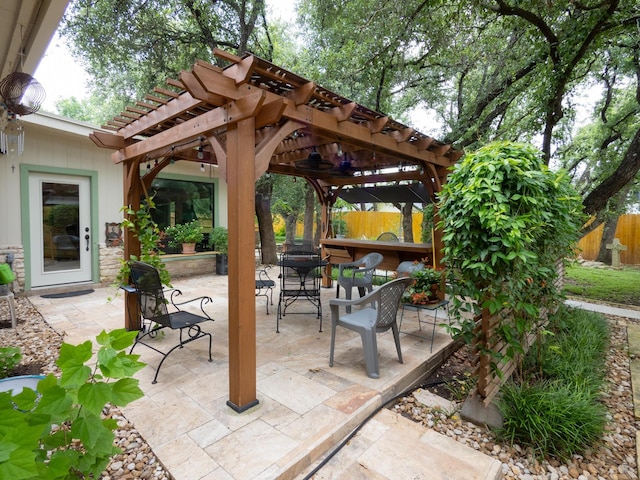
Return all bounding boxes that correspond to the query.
[29,173,92,287]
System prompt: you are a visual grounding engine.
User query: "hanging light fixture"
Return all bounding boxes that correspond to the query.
[294,146,333,172]
[0,25,46,158]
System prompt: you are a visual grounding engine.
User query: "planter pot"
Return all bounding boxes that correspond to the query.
[0,375,45,395]
[216,253,228,275]
[181,243,196,254]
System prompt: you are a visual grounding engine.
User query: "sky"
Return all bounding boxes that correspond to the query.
[34,31,90,112]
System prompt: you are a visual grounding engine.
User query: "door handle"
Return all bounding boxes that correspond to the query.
[85,234,90,251]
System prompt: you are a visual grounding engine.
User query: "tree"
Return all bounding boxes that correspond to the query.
[255,174,278,265]
[271,175,308,245]
[62,0,274,120]
[296,0,640,222]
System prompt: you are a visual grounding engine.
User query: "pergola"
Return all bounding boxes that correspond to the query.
[90,49,462,412]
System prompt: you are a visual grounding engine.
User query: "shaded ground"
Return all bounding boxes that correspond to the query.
[419,342,477,401]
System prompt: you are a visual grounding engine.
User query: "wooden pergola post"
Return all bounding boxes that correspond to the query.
[123,159,142,331]
[225,118,259,412]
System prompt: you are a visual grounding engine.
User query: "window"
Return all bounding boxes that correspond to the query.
[149,178,214,253]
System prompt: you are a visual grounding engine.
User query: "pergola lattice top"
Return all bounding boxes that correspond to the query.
[91,49,461,190]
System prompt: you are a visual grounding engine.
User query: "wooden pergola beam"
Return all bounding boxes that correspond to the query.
[111,90,266,164]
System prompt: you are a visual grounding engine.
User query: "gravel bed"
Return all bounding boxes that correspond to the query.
[0,297,172,480]
[1,297,638,479]
[392,314,639,480]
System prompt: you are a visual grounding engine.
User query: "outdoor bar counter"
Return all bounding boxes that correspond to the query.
[320,238,433,286]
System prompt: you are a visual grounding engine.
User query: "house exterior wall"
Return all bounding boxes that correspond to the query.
[0,112,226,292]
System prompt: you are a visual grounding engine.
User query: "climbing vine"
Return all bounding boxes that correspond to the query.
[438,141,584,368]
[116,196,171,288]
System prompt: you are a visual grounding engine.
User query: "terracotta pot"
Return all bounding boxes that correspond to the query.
[181,243,196,254]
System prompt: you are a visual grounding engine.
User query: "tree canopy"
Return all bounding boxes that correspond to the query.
[59,0,640,224]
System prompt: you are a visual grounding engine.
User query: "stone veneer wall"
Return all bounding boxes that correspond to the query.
[99,246,218,284]
[99,243,125,284]
[0,246,24,293]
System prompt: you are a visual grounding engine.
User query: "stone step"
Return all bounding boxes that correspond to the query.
[305,408,502,480]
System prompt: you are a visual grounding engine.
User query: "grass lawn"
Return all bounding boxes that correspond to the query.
[564,263,640,307]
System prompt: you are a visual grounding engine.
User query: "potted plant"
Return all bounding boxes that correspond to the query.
[165,220,204,254]
[209,226,228,275]
[403,266,442,304]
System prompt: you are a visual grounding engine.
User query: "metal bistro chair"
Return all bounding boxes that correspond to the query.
[277,250,323,332]
[336,252,383,313]
[127,261,214,383]
[255,266,276,314]
[376,232,399,242]
[329,277,412,379]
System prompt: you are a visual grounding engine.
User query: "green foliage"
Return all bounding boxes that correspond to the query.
[0,347,22,378]
[0,329,145,480]
[165,221,204,247]
[524,307,609,389]
[61,0,276,123]
[420,204,435,244]
[438,141,584,373]
[497,381,607,460]
[116,197,171,288]
[496,306,609,460]
[208,227,229,253]
[332,218,348,236]
[564,264,640,307]
[331,198,354,236]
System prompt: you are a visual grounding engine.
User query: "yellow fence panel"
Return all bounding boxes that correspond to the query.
[577,214,640,265]
[343,211,426,241]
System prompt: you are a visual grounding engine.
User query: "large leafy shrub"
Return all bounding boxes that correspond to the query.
[0,329,145,480]
[438,141,584,365]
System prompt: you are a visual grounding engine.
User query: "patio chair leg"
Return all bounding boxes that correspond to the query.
[329,321,337,367]
[361,331,379,379]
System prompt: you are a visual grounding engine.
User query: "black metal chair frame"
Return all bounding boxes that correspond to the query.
[126,261,214,384]
[255,266,276,314]
[399,299,450,353]
[276,250,323,332]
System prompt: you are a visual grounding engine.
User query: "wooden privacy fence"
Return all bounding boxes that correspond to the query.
[474,264,565,405]
[578,214,640,265]
[475,307,550,405]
